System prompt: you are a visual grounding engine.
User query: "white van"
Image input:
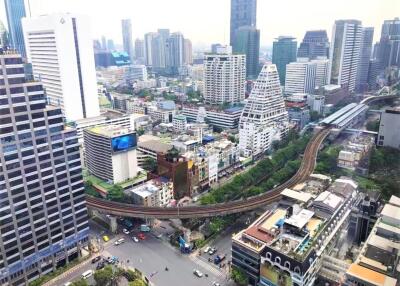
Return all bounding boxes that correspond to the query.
[81,269,93,279]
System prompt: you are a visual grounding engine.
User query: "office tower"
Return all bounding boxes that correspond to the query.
[203,46,246,105]
[328,19,362,92]
[135,38,145,60]
[4,0,26,58]
[239,64,289,157]
[311,57,330,88]
[0,20,9,48]
[151,34,167,71]
[0,51,88,285]
[272,36,297,85]
[297,30,329,59]
[22,13,100,121]
[285,59,317,95]
[233,26,260,79]
[356,27,374,92]
[101,35,107,50]
[84,125,138,184]
[377,18,400,70]
[211,43,223,53]
[93,39,102,51]
[121,19,134,62]
[184,39,193,65]
[367,59,379,90]
[230,0,257,46]
[166,32,185,74]
[107,39,115,51]
[144,32,156,66]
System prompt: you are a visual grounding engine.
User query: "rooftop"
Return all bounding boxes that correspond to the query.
[285,209,314,230]
[281,188,312,203]
[381,203,400,222]
[88,125,133,138]
[347,263,397,286]
[137,140,172,154]
[314,191,343,209]
[389,195,400,208]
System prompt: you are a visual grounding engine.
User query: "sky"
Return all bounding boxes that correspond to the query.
[1,0,399,50]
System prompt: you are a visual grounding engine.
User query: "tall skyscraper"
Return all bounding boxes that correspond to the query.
[166,32,185,74]
[121,19,134,62]
[356,27,374,92]
[311,57,330,88]
[328,19,362,92]
[22,13,100,121]
[0,20,9,48]
[184,38,193,65]
[239,64,289,157]
[4,0,26,58]
[377,18,400,70]
[0,51,88,285]
[144,32,156,66]
[135,38,145,61]
[230,0,257,46]
[151,33,167,71]
[285,59,317,95]
[204,46,246,105]
[297,30,330,59]
[233,26,260,79]
[272,36,297,85]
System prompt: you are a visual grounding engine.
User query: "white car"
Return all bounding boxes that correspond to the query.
[114,238,125,245]
[193,269,203,277]
[212,282,221,286]
[123,228,130,234]
[64,283,72,286]
[132,236,139,243]
[204,246,211,253]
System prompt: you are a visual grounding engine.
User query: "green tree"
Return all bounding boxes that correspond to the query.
[310,110,322,122]
[366,120,380,132]
[94,266,113,286]
[129,280,147,286]
[231,267,249,286]
[142,157,157,173]
[137,127,145,136]
[107,185,124,202]
[71,279,89,286]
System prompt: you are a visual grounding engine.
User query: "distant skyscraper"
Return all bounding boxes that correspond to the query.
[272,36,297,85]
[204,46,246,105]
[328,19,362,92]
[4,0,26,57]
[101,35,107,50]
[211,43,223,53]
[121,19,134,62]
[166,32,185,74]
[239,64,289,157]
[312,57,330,88]
[356,27,374,92]
[184,38,193,65]
[107,39,115,51]
[0,51,88,285]
[233,26,260,79]
[230,0,257,46]
[0,20,9,48]
[377,18,400,70]
[297,30,329,59]
[135,38,145,61]
[151,33,167,70]
[144,32,156,66]
[23,13,100,121]
[367,59,379,90]
[285,59,317,95]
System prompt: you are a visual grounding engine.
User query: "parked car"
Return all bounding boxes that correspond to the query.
[123,228,130,235]
[114,238,125,245]
[102,235,109,242]
[132,236,139,243]
[81,270,93,279]
[208,247,217,255]
[64,283,72,286]
[212,282,221,286]
[214,254,226,264]
[204,246,211,253]
[193,269,203,277]
[91,256,101,264]
[96,262,105,270]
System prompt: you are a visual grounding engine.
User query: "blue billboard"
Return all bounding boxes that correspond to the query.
[111,133,137,153]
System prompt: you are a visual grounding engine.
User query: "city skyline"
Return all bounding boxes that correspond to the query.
[0,0,398,49]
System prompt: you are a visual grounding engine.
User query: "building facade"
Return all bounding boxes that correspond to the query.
[22,13,100,121]
[0,52,88,285]
[230,0,257,46]
[356,27,374,92]
[233,26,260,79]
[377,18,400,70]
[297,30,329,60]
[121,19,134,62]
[328,19,363,92]
[4,0,26,58]
[272,36,297,85]
[377,108,400,149]
[182,105,243,129]
[284,60,317,95]
[239,64,289,157]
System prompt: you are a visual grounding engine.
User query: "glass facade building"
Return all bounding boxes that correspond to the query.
[4,0,26,58]
[272,36,297,85]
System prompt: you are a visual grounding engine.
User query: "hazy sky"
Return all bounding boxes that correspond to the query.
[1,0,399,49]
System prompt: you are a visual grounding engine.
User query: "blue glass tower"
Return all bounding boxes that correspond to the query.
[4,0,26,58]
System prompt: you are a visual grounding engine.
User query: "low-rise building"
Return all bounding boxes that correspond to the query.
[337,135,374,171]
[128,177,173,207]
[287,106,310,130]
[173,114,187,133]
[137,135,172,167]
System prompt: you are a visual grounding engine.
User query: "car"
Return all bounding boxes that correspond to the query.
[132,236,139,243]
[208,247,217,255]
[204,246,211,253]
[122,228,130,235]
[91,256,101,264]
[138,233,146,240]
[156,234,162,239]
[81,270,93,279]
[114,238,125,245]
[96,262,105,270]
[64,283,72,286]
[193,269,203,277]
[102,235,109,242]
[212,282,221,286]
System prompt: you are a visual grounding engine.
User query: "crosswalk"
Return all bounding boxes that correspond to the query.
[189,255,226,278]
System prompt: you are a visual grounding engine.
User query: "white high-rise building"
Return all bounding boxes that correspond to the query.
[311,57,330,88]
[285,59,317,95]
[328,19,363,92]
[239,64,289,157]
[203,47,246,104]
[22,13,100,121]
[144,32,156,66]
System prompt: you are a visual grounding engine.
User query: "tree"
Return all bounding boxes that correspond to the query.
[129,280,147,286]
[310,110,322,122]
[94,266,113,286]
[107,185,124,202]
[231,267,249,286]
[142,157,157,173]
[71,279,88,286]
[366,120,380,132]
[137,127,145,136]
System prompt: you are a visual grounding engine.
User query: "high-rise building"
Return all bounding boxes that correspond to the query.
[311,57,330,88]
[239,64,289,157]
[328,19,362,92]
[230,0,257,46]
[121,19,134,62]
[297,30,329,59]
[211,43,223,53]
[0,20,9,48]
[151,33,167,71]
[166,32,185,75]
[101,35,107,50]
[377,108,400,149]
[233,26,260,79]
[0,51,88,285]
[203,46,246,105]
[22,13,100,121]
[107,39,115,51]
[377,18,400,70]
[367,59,379,90]
[184,38,193,65]
[356,27,374,92]
[272,36,297,85]
[4,0,26,58]
[285,59,317,95]
[144,32,156,66]
[134,38,145,62]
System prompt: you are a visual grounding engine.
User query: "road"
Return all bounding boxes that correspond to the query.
[53,223,229,286]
